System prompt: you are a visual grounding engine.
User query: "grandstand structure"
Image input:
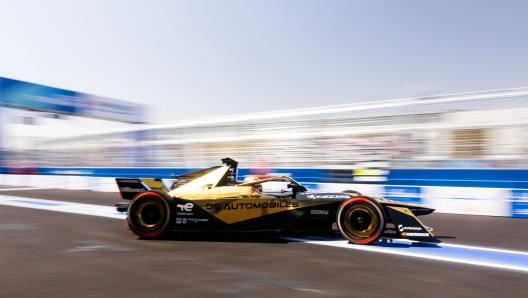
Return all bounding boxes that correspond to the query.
[31,87,528,169]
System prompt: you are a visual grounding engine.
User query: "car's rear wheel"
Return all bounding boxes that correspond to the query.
[337,196,385,245]
[127,191,172,238]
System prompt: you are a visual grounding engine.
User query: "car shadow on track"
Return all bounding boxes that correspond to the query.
[140,233,290,244]
[138,231,342,244]
[135,232,457,248]
[435,235,457,239]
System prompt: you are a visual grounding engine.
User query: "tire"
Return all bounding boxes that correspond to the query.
[336,196,386,245]
[127,190,173,239]
[342,190,362,196]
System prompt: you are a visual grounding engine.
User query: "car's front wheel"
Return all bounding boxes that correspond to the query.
[336,196,385,245]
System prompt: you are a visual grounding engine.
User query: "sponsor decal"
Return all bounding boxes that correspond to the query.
[401,232,430,237]
[148,187,165,191]
[119,187,144,193]
[408,208,427,213]
[398,224,422,232]
[117,179,140,183]
[306,195,350,199]
[311,210,329,215]
[176,218,181,224]
[205,201,300,211]
[188,218,209,223]
[177,203,193,212]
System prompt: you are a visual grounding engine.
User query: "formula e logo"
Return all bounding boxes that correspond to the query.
[177,203,194,212]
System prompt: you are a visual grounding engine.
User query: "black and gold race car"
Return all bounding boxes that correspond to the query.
[115,158,440,245]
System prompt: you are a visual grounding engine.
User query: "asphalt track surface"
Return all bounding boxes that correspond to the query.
[1,187,528,297]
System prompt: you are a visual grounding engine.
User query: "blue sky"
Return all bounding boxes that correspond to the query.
[1,1,527,123]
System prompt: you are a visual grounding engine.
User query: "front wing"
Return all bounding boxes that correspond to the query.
[386,206,440,243]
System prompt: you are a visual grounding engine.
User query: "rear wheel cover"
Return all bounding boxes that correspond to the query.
[337,197,385,244]
[128,191,170,238]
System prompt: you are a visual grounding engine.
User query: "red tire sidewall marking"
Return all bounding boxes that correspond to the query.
[337,197,384,244]
[129,192,170,238]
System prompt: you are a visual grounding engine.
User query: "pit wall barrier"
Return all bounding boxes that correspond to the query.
[0,174,527,219]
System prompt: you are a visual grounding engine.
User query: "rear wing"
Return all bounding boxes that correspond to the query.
[115,178,171,200]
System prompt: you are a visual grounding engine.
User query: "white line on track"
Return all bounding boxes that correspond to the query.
[437,242,528,256]
[0,188,50,191]
[0,195,126,219]
[1,194,528,273]
[285,237,528,273]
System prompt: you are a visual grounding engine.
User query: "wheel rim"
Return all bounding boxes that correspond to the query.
[134,198,165,231]
[342,204,379,239]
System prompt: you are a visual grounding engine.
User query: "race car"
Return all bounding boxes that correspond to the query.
[115,158,440,245]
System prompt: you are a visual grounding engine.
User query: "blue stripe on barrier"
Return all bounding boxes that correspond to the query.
[387,169,528,188]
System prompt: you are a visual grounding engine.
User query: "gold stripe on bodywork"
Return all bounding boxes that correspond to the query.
[173,186,256,199]
[387,206,434,237]
[375,197,419,207]
[194,199,334,224]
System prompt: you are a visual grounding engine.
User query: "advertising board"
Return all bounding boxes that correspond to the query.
[421,186,510,216]
[511,189,528,218]
[0,77,144,123]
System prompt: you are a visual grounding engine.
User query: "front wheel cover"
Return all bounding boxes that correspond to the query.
[337,197,385,245]
[128,191,171,238]
[342,190,362,196]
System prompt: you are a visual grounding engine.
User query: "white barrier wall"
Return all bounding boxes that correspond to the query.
[0,174,526,218]
[0,174,118,192]
[421,186,511,217]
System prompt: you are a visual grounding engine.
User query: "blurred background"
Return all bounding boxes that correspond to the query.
[2,3,528,296]
[2,79,528,174]
[1,1,528,192]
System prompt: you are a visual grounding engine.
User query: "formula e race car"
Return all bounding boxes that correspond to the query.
[115,158,440,245]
